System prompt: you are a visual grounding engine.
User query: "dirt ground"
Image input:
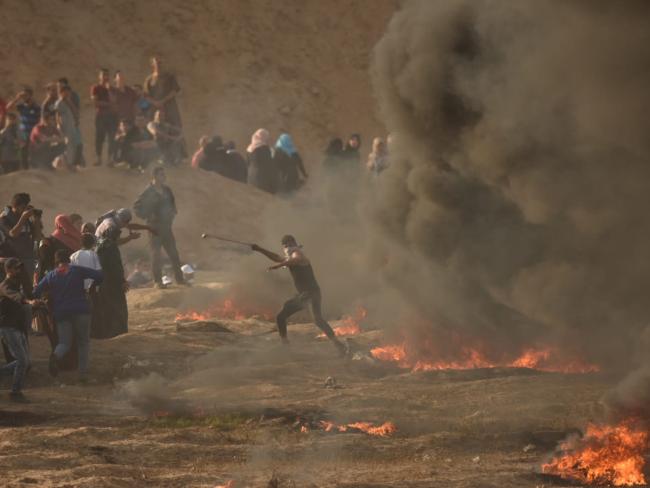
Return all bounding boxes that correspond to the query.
[0,272,613,488]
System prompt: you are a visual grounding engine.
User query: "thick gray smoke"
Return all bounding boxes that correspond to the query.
[369,0,650,399]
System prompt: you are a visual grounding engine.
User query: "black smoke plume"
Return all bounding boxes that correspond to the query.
[370,0,650,385]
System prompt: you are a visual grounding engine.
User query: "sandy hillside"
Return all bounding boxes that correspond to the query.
[1,0,398,164]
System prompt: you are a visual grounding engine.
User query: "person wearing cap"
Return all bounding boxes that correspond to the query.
[0,258,34,402]
[251,235,348,357]
[33,249,103,381]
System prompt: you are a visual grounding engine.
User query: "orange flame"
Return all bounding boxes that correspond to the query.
[370,341,599,373]
[176,297,273,322]
[302,420,397,437]
[318,305,368,338]
[542,420,648,486]
[215,481,235,488]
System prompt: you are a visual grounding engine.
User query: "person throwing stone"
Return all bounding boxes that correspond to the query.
[251,235,347,356]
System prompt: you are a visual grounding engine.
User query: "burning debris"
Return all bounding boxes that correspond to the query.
[370,339,599,373]
[542,420,648,486]
[319,305,368,337]
[298,419,397,437]
[175,297,274,322]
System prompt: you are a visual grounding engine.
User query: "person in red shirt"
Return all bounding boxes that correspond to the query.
[90,68,117,166]
[29,113,65,170]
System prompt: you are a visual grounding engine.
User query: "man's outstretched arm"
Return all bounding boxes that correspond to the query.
[251,244,283,263]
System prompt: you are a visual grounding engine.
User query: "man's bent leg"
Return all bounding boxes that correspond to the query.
[0,329,30,393]
[310,293,346,355]
[74,314,91,376]
[276,296,305,341]
[54,319,73,359]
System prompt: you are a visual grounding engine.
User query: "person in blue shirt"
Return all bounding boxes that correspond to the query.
[6,86,41,170]
[34,249,103,381]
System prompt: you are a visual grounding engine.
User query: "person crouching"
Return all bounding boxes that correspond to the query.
[34,249,103,382]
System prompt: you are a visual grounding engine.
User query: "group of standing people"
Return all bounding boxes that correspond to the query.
[0,55,185,174]
[0,166,187,401]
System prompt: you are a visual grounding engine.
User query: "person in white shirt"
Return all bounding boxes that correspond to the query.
[70,233,102,291]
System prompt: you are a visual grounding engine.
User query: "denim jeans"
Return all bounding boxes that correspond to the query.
[0,328,30,393]
[55,314,91,375]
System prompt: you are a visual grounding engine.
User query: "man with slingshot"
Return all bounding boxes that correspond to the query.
[250,235,348,356]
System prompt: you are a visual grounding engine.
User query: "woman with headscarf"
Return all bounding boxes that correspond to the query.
[342,133,362,165]
[274,133,308,193]
[246,128,278,194]
[92,208,148,339]
[322,138,344,173]
[366,137,389,175]
[35,213,83,367]
[38,214,82,280]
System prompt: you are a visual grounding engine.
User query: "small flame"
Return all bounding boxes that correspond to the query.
[302,420,397,437]
[176,297,273,322]
[318,305,368,338]
[347,421,397,437]
[542,420,648,486]
[370,340,599,373]
[215,481,235,488]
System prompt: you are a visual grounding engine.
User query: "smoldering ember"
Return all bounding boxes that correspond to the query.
[0,1,648,487]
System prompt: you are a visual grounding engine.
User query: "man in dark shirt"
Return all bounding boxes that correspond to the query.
[0,258,33,402]
[251,235,347,356]
[0,193,43,297]
[111,71,138,123]
[91,68,117,166]
[133,167,186,288]
[34,249,103,381]
[7,86,41,170]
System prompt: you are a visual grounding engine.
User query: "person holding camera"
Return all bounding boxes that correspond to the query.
[6,87,41,170]
[0,193,43,297]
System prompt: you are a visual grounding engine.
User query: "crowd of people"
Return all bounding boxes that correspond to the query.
[0,57,394,402]
[0,167,188,402]
[0,56,392,186]
[0,56,186,173]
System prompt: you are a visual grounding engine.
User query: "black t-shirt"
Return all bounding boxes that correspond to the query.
[0,207,34,259]
[289,262,320,293]
[0,278,26,330]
